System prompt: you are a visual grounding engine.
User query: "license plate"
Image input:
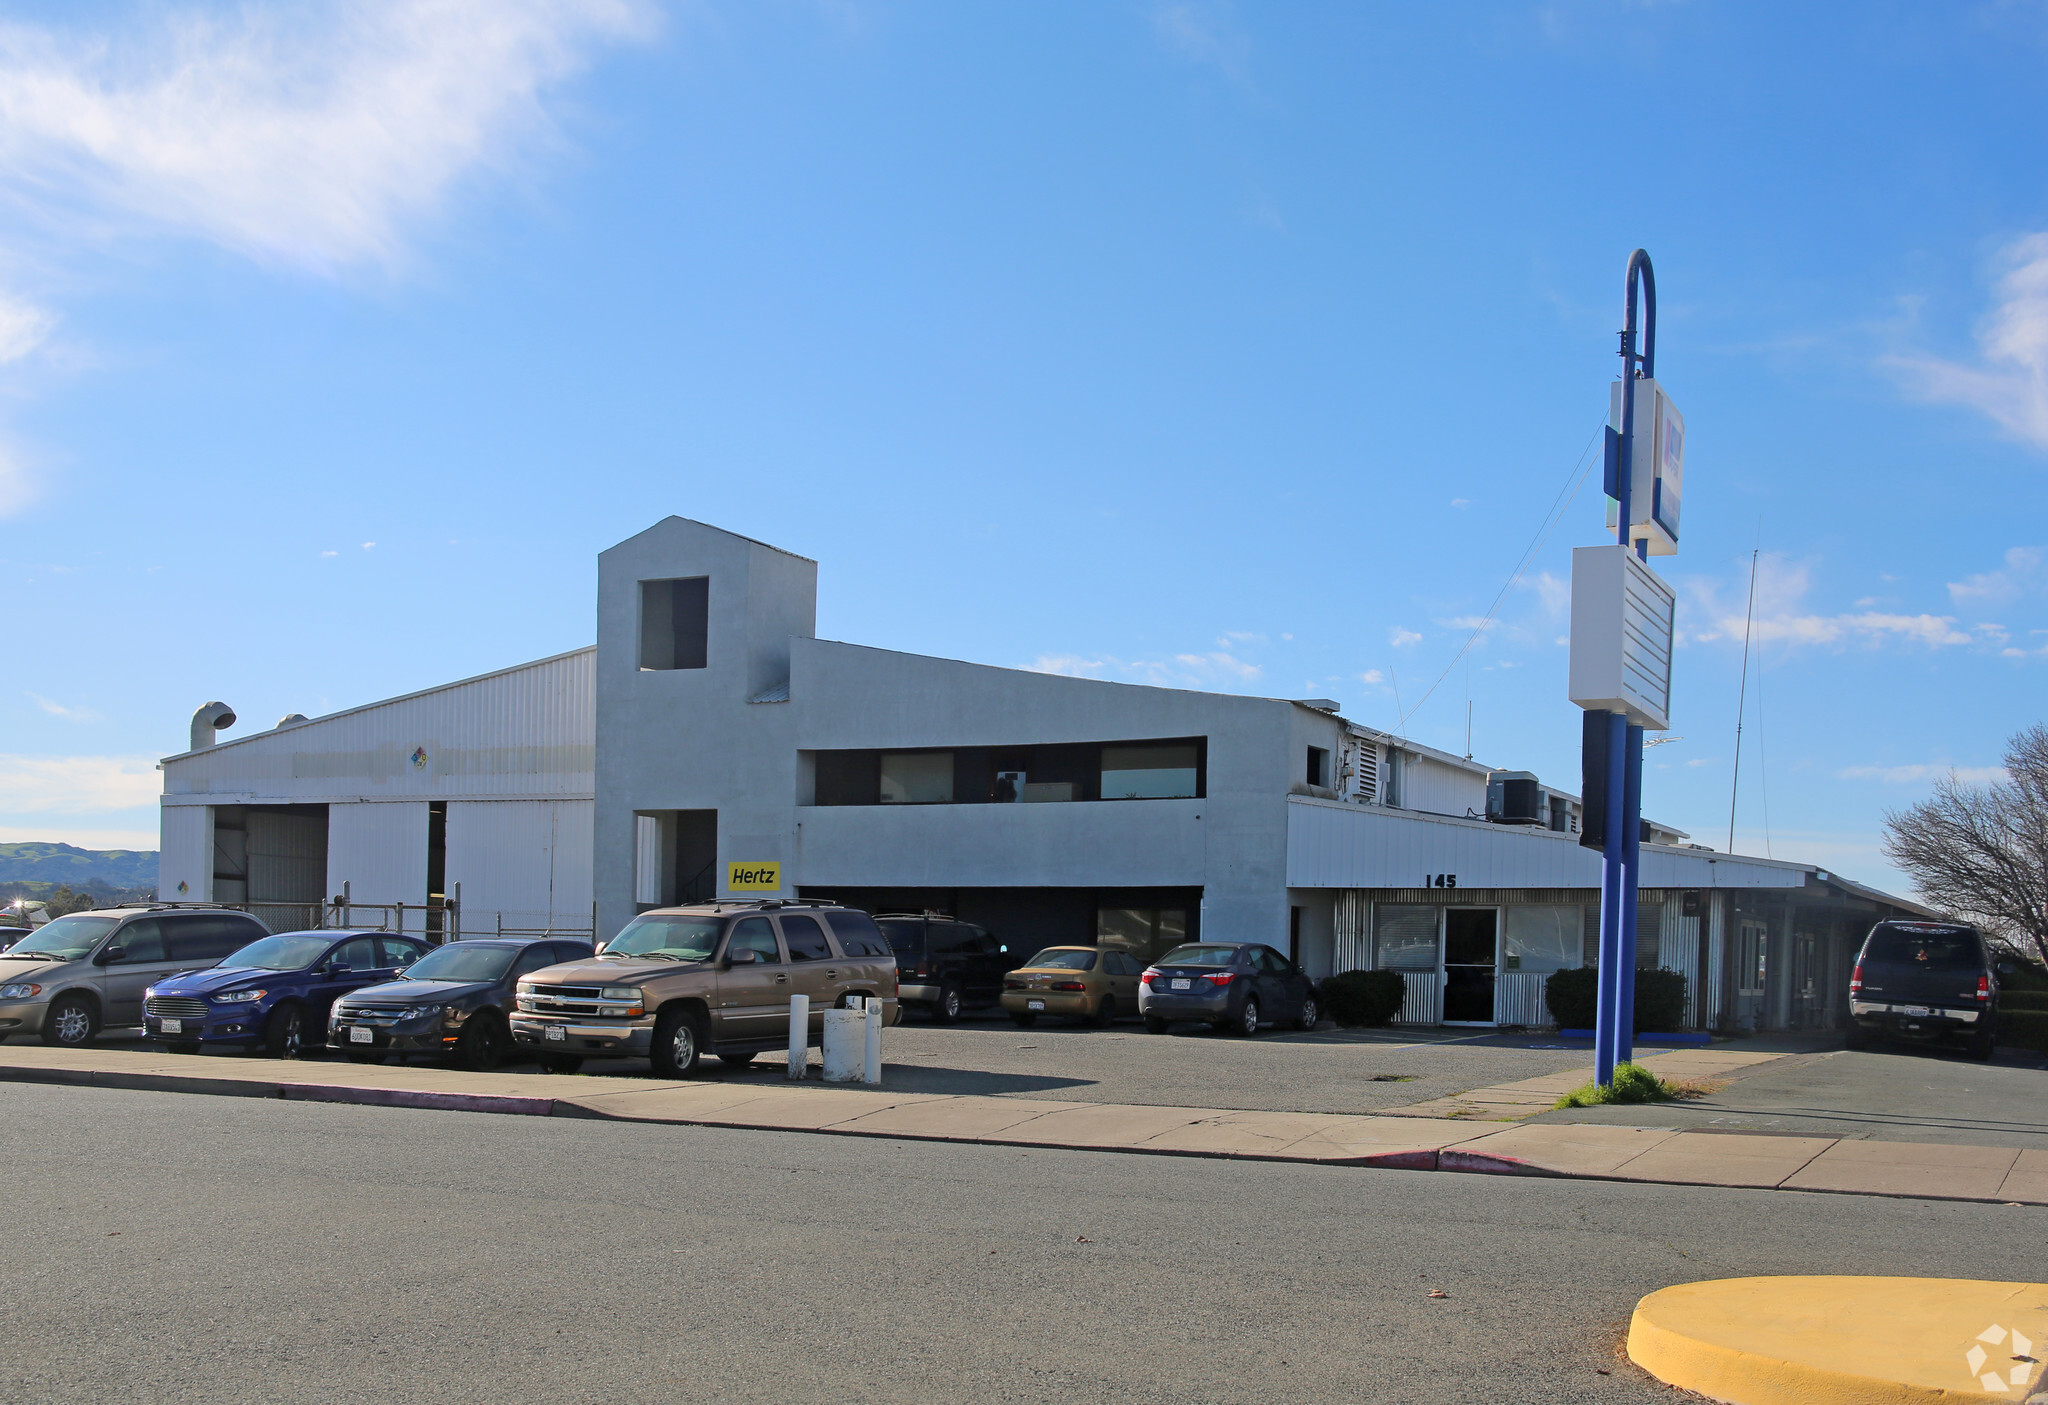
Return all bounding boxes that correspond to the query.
[160,1018,182,1034]
[1171,978,1191,990]
[1026,1000,1046,1011]
[544,1026,566,1042]
[349,1026,373,1043]
[1897,1006,1931,1017]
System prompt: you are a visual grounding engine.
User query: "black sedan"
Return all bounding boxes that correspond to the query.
[329,937,595,1070]
[1138,942,1319,1036]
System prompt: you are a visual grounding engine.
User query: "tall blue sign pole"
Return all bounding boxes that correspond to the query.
[1594,250,1656,1087]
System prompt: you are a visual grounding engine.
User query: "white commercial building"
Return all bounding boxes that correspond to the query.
[159,517,1928,1032]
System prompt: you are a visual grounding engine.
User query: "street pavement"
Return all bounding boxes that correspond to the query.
[4,1082,2045,1404]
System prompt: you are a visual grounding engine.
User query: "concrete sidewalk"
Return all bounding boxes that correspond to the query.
[4,1045,2044,1205]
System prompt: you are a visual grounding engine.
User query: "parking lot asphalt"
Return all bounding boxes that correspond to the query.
[1526,1044,2048,1150]
[7,1081,2044,1405]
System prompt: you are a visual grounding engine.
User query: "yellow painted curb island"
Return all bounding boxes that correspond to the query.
[1629,1277,2048,1404]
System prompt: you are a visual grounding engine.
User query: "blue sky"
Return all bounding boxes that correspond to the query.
[2,1,2045,897]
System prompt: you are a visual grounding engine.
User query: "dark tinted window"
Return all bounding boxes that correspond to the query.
[511,945,559,979]
[332,937,379,971]
[378,937,426,969]
[877,920,924,959]
[109,918,166,963]
[168,914,259,963]
[1863,927,1981,970]
[1255,947,1288,973]
[727,917,782,964]
[826,910,887,957]
[923,923,966,956]
[551,942,595,963]
[781,914,833,962]
[966,928,998,955]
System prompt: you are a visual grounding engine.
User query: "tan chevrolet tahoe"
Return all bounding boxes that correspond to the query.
[509,901,899,1076]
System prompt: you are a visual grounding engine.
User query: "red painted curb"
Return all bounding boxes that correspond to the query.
[1438,1150,1558,1176]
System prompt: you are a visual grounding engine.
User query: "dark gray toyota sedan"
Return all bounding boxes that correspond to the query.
[1139,942,1319,1037]
[329,937,595,1070]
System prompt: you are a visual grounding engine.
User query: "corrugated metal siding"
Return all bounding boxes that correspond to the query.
[1286,798,1813,892]
[443,800,594,934]
[327,803,429,908]
[1396,755,1487,818]
[162,648,594,803]
[1496,972,1549,1027]
[158,805,211,900]
[1394,971,1442,1024]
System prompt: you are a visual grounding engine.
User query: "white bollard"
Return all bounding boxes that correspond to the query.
[787,993,810,1079]
[821,1005,866,1082]
[863,997,882,1084]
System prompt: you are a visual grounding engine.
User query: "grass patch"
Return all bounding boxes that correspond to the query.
[1553,1061,1682,1109]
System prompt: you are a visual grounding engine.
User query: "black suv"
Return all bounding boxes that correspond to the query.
[876,913,1010,1022]
[1848,920,2010,1059]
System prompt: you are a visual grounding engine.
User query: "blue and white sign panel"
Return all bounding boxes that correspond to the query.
[1568,544,1675,731]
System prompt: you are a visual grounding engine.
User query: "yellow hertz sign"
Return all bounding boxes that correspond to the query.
[727,862,781,892]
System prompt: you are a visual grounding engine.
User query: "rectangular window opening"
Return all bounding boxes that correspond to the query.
[1306,746,1329,787]
[880,752,954,804]
[639,577,709,671]
[1100,743,1199,801]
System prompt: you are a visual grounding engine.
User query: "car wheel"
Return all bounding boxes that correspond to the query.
[1295,993,1320,1032]
[1092,996,1116,1028]
[1965,1030,1996,1062]
[932,984,963,1025]
[650,1008,704,1077]
[1008,1011,1038,1028]
[40,994,99,1048]
[1232,997,1261,1038]
[1844,1025,1874,1052]
[1144,1015,1170,1034]
[537,1053,584,1074]
[262,1004,306,1059]
[452,1011,506,1072]
[719,1052,757,1068]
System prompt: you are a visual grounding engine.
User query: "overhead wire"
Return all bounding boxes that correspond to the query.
[1395,421,1607,733]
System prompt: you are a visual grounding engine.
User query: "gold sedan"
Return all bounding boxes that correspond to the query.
[999,946,1142,1027]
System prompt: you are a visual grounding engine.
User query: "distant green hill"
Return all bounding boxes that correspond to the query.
[0,843,158,890]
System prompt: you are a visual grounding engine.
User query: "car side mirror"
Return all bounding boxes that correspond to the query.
[96,946,125,966]
[725,948,758,967]
[329,964,353,978]
[1996,960,2017,975]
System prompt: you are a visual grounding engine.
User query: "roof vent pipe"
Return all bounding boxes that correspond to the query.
[275,713,309,728]
[190,701,237,751]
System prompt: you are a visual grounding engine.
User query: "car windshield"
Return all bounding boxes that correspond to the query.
[1864,929,1980,970]
[603,916,723,962]
[1024,948,1098,971]
[400,945,517,983]
[1156,944,1241,967]
[223,935,334,972]
[1,914,117,960]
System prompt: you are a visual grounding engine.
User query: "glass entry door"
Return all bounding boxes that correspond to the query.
[1441,908,1499,1025]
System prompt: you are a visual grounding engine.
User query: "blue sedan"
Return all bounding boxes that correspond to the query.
[143,930,431,1058]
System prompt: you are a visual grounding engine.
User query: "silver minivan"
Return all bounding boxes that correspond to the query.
[0,907,270,1046]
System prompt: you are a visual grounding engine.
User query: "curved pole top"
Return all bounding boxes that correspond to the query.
[1624,248,1656,380]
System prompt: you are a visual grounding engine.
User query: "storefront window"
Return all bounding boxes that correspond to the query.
[1502,906,1579,973]
[1100,744,1198,800]
[879,752,953,804]
[1374,904,1439,970]
[1097,907,1189,965]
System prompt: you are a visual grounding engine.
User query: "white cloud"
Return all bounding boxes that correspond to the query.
[26,693,100,722]
[1359,669,1385,685]
[0,0,658,274]
[1682,557,1976,650]
[0,440,31,517]
[1948,545,2043,604]
[1389,627,1422,648]
[0,753,159,813]
[1526,570,1569,620]
[1890,233,2048,449]
[1837,763,2010,785]
[1025,649,1262,689]
[1440,615,1499,632]
[319,549,338,557]
[1449,497,1470,509]
[1028,654,1107,679]
[1150,1,1249,83]
[0,289,53,362]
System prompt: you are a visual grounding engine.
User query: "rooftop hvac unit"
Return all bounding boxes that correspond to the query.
[1487,770,1545,826]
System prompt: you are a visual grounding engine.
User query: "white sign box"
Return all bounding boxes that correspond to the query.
[1607,378,1684,556]
[1569,544,1675,731]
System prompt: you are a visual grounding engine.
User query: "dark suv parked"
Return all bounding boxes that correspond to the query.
[329,936,595,1070]
[1848,920,2008,1060]
[875,913,1010,1022]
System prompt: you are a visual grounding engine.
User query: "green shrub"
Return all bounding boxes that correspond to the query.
[2001,960,2048,993]
[2001,991,2048,1014]
[2002,1009,2048,1054]
[1543,966,1690,1033]
[1318,970,1405,1027]
[1555,1061,1679,1108]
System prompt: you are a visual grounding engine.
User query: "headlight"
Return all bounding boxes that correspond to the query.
[516,982,537,995]
[212,989,266,1004]
[600,986,642,1001]
[0,982,40,999]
